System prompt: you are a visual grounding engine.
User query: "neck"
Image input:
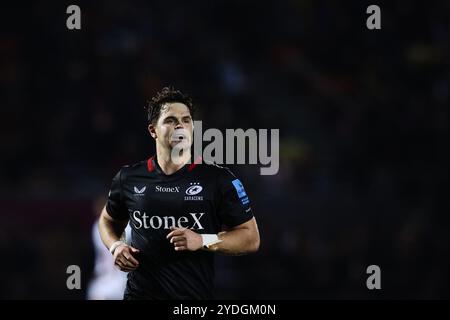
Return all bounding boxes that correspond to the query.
[156,146,191,175]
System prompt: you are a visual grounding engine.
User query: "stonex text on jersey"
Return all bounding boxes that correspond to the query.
[132,211,206,230]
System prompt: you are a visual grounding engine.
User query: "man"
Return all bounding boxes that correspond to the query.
[98,87,260,299]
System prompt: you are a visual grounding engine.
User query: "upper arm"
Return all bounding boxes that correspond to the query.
[105,169,129,221]
[230,217,258,233]
[216,168,254,228]
[230,217,260,242]
[99,205,129,240]
[101,204,128,224]
[227,217,260,252]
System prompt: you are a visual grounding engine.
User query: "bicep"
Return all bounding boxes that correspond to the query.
[229,217,258,233]
[100,205,128,227]
[224,217,260,253]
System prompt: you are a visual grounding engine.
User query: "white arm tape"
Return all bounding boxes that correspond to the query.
[109,240,125,255]
[201,234,223,249]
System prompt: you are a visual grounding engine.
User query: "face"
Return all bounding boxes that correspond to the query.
[148,102,193,151]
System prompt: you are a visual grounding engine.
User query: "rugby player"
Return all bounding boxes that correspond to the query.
[98,87,260,299]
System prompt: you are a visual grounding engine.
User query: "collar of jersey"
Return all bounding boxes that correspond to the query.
[147,155,202,178]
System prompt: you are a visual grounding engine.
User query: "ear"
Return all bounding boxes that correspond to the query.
[148,123,157,139]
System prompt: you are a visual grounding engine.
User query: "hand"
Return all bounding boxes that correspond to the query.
[113,244,140,272]
[166,227,203,251]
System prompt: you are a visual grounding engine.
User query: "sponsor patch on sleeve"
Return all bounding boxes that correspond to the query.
[232,179,250,205]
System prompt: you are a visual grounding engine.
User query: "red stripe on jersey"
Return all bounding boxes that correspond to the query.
[147,156,155,172]
[188,156,202,172]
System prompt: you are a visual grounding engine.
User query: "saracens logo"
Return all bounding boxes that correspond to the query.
[185,182,203,201]
[186,183,203,195]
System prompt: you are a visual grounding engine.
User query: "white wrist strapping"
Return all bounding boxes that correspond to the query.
[109,240,125,255]
[201,234,223,249]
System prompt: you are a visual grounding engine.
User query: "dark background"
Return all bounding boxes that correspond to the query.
[1,0,449,299]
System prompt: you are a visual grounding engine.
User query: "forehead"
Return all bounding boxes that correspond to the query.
[160,102,191,118]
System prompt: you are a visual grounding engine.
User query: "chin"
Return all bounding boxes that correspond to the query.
[170,141,191,150]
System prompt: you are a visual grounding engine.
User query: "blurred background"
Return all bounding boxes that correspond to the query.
[1,0,449,299]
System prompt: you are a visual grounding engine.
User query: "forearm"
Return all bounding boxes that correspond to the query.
[207,228,260,256]
[98,210,128,250]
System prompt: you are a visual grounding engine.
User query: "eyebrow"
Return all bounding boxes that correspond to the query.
[164,115,191,119]
[163,115,192,121]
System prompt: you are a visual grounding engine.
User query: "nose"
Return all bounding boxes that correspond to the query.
[174,120,183,129]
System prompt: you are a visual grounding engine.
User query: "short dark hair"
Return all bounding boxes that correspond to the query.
[145,87,195,125]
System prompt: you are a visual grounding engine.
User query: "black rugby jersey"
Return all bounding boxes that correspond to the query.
[106,156,254,299]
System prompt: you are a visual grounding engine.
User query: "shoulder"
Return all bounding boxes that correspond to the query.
[114,160,148,181]
[195,161,238,183]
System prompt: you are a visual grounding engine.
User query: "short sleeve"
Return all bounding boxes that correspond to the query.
[216,168,254,228]
[105,169,128,220]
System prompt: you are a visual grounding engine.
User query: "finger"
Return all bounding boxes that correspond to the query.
[122,265,137,272]
[116,260,135,272]
[174,240,187,247]
[170,235,186,243]
[130,247,140,254]
[167,228,185,239]
[123,252,139,266]
[115,260,126,270]
[119,265,136,272]
[169,226,186,231]
[118,256,136,269]
[116,258,126,268]
[174,245,187,251]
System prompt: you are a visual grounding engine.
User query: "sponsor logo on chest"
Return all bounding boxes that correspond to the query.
[155,185,180,193]
[133,186,147,196]
[132,211,205,230]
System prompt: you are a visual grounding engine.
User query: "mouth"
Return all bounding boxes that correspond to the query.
[170,129,188,143]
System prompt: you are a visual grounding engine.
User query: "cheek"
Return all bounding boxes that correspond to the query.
[184,122,193,132]
[159,125,171,137]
